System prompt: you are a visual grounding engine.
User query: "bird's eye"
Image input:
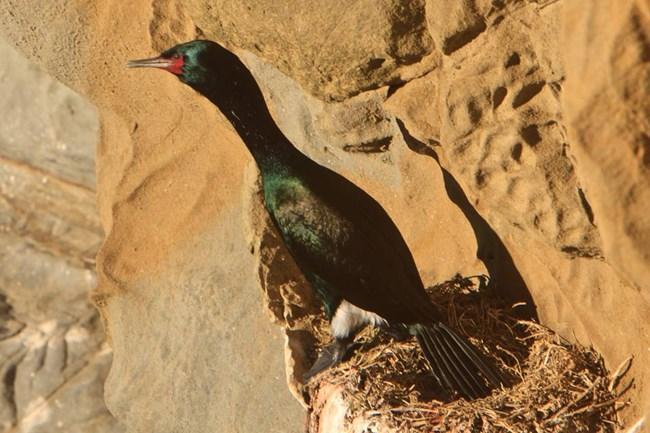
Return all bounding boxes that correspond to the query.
[172,53,181,59]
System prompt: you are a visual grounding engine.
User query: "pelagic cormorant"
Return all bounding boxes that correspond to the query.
[128,40,502,399]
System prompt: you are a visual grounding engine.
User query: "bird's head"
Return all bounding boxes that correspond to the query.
[127,40,221,86]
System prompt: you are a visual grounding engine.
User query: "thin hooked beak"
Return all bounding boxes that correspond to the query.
[127,56,173,70]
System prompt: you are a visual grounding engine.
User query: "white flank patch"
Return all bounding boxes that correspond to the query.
[331,300,387,339]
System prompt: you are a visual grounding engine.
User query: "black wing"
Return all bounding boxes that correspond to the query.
[271,162,439,324]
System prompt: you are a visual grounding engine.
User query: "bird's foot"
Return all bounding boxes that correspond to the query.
[303,337,353,382]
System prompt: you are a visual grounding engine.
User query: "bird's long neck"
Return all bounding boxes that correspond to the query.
[188,49,305,176]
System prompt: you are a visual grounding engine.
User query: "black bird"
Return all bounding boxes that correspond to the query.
[128,40,502,399]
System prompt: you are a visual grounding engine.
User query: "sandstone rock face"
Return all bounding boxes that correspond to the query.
[0,40,122,433]
[562,0,650,295]
[1,0,649,432]
[2,4,309,433]
[188,0,439,101]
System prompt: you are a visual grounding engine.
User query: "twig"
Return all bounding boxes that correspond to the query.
[609,356,633,393]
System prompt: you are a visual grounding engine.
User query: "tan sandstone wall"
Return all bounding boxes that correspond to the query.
[0,0,648,431]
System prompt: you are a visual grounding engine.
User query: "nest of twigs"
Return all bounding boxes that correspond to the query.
[305,276,630,433]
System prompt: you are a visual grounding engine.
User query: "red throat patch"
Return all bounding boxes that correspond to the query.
[167,56,185,75]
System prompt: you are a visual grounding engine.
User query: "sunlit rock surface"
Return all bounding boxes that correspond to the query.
[0,40,121,433]
[0,1,648,432]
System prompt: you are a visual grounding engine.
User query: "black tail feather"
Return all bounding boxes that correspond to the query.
[413,322,502,399]
[425,326,485,398]
[438,323,503,387]
[415,331,463,395]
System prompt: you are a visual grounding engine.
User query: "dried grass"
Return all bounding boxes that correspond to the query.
[306,276,627,433]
